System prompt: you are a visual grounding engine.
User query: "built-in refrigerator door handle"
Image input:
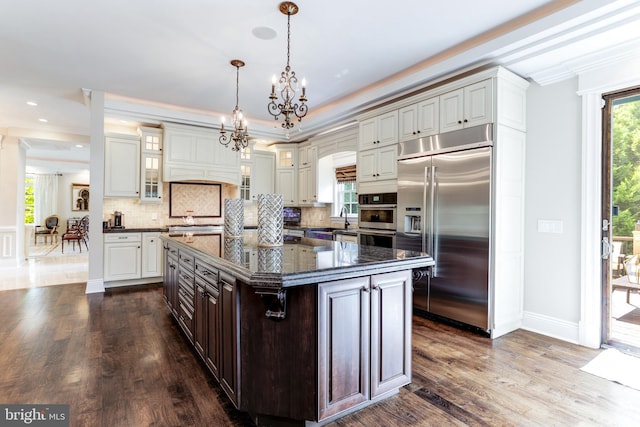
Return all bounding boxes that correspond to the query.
[428,165,438,278]
[424,166,431,256]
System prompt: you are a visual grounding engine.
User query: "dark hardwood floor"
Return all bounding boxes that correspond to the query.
[1,283,639,426]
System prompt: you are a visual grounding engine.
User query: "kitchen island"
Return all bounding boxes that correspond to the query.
[161,230,433,426]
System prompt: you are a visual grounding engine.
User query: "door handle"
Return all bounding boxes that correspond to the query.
[602,238,612,260]
[432,165,439,278]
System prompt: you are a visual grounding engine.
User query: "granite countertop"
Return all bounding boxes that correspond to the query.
[332,228,358,236]
[103,227,169,233]
[161,230,433,288]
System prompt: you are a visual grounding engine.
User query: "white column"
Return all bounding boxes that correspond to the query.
[86,91,106,294]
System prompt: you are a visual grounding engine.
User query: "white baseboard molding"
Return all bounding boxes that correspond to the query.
[521,310,580,344]
[85,278,105,294]
[490,318,522,339]
[104,276,163,288]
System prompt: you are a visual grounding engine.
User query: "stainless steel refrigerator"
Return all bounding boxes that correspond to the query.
[396,124,492,330]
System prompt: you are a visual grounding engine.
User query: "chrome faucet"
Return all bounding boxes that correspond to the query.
[340,206,350,230]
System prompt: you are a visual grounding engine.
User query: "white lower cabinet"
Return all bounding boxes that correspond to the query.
[104,232,163,283]
[142,232,163,278]
[104,233,141,281]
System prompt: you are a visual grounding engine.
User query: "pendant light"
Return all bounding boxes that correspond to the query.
[220,59,249,151]
[267,2,308,131]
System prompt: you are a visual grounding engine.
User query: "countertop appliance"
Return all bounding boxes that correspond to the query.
[112,211,125,229]
[396,124,492,330]
[283,207,301,227]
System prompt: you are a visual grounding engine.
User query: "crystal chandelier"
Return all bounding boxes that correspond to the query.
[220,59,249,151]
[268,1,308,131]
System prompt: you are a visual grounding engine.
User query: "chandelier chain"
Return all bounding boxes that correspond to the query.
[286,10,291,69]
[267,1,308,131]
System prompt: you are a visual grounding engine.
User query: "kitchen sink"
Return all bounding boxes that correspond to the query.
[305,230,334,240]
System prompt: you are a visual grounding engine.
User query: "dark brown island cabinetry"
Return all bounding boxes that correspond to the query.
[176,250,195,342]
[162,244,178,315]
[161,233,433,426]
[219,270,239,406]
[317,271,412,420]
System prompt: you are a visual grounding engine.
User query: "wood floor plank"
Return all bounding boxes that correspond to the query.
[1,283,640,426]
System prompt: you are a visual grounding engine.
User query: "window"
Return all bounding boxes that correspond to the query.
[24,175,34,224]
[335,181,358,216]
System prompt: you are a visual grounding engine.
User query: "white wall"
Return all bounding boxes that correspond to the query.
[0,137,22,265]
[523,78,583,339]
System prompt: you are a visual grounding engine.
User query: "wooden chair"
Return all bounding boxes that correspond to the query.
[34,215,60,245]
[61,215,89,253]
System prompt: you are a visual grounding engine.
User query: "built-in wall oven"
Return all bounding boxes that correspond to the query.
[357,229,396,249]
[357,193,397,248]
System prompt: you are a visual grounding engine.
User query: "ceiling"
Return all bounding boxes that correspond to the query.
[1,0,639,173]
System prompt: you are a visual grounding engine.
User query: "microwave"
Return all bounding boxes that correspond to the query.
[358,193,397,231]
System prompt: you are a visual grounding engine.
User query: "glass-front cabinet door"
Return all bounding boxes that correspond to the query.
[139,127,163,203]
[240,163,251,201]
[141,154,162,202]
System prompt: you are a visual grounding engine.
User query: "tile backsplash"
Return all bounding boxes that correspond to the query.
[102,182,235,228]
[102,182,350,230]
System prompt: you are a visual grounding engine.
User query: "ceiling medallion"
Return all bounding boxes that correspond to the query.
[268,1,308,133]
[220,59,249,152]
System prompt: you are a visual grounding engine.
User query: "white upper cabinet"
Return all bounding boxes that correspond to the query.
[104,134,140,198]
[162,123,240,185]
[398,97,439,141]
[274,144,298,205]
[297,143,318,205]
[358,111,398,151]
[275,145,297,169]
[298,144,317,169]
[440,79,493,133]
[276,168,296,205]
[357,145,397,183]
[240,145,276,203]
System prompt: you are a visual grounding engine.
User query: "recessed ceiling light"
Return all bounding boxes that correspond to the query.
[252,26,277,40]
[38,118,48,123]
[119,120,129,124]
[26,101,38,106]
[75,144,84,148]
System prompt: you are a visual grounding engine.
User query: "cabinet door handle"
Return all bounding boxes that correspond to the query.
[361,286,370,293]
[463,119,468,123]
[458,120,462,124]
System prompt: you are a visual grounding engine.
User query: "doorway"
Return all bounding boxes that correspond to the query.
[602,86,640,351]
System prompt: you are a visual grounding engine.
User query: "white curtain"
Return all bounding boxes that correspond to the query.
[34,174,59,225]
